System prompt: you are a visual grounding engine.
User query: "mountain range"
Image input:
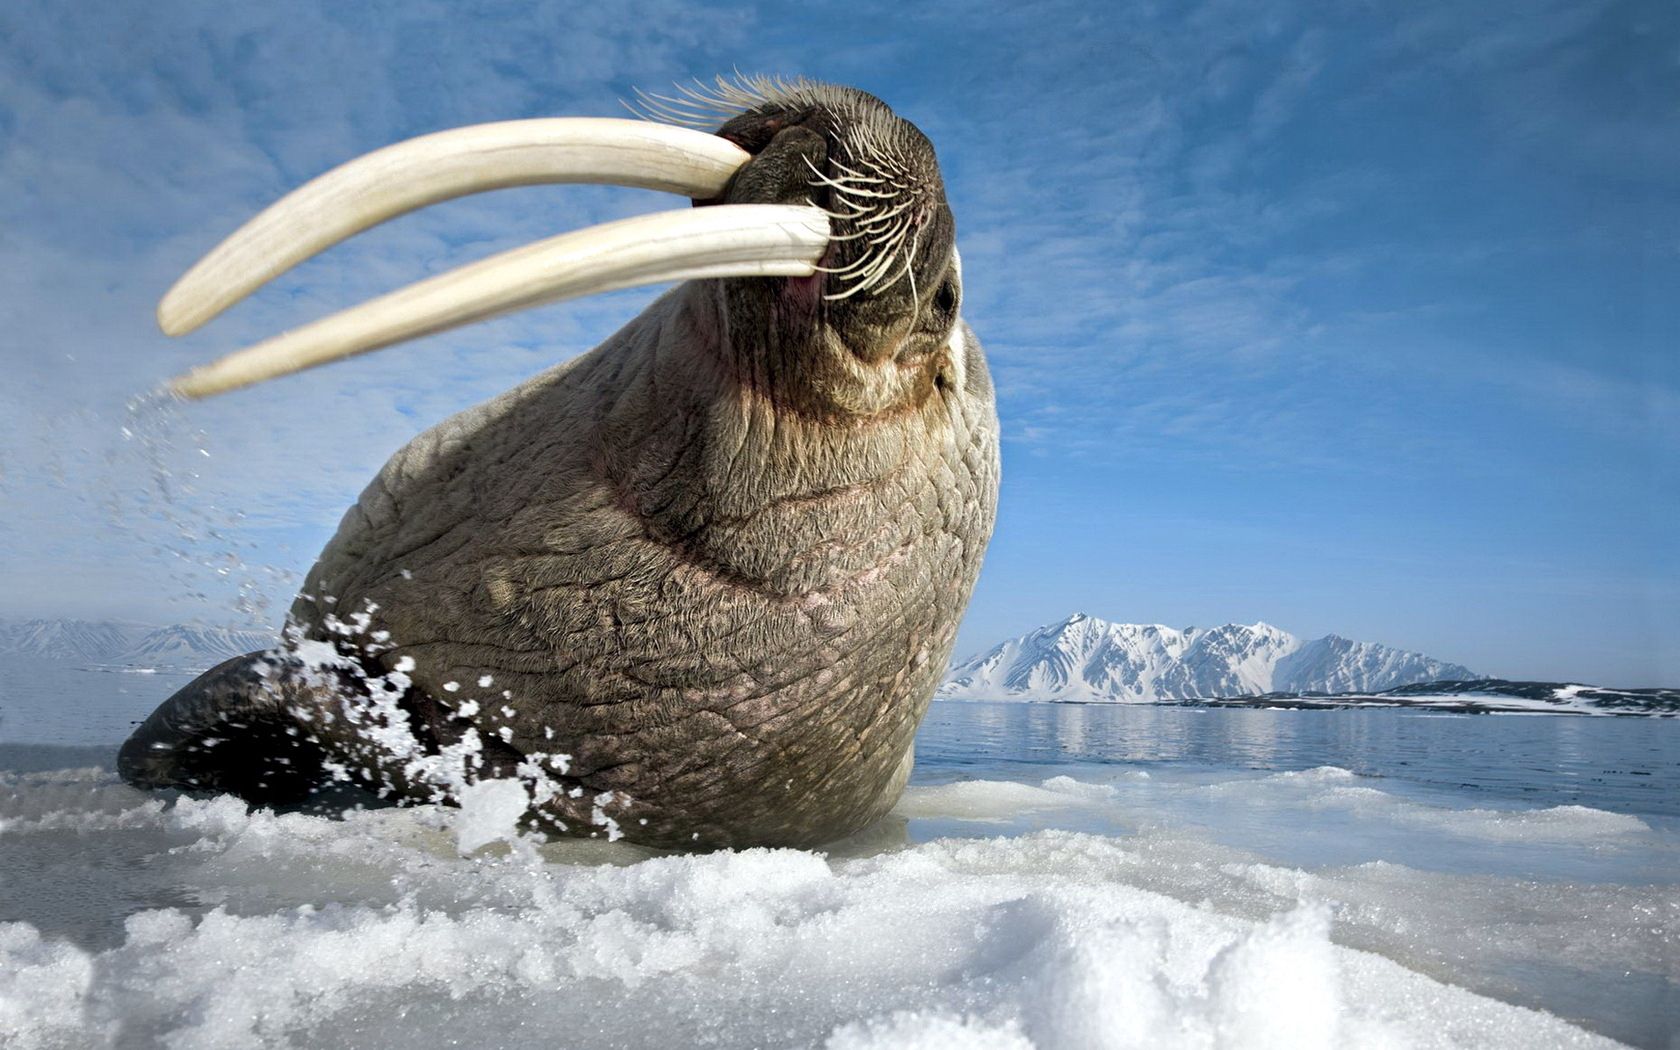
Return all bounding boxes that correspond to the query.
[0,619,276,667]
[2,615,1665,713]
[938,613,1477,702]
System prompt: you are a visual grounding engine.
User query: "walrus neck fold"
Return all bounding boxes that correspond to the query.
[578,287,937,602]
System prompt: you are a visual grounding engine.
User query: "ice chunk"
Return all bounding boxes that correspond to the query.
[1040,775,1119,801]
[1424,804,1649,842]
[895,778,1115,822]
[0,923,97,1047]
[453,778,529,854]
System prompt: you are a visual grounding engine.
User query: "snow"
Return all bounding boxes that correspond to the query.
[2,760,1660,1049]
[940,614,1476,703]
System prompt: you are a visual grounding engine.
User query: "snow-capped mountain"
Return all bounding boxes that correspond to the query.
[939,613,1476,702]
[120,625,277,664]
[0,618,276,666]
[1272,634,1471,695]
[0,619,148,661]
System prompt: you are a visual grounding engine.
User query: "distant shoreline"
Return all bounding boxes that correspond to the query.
[935,680,1680,717]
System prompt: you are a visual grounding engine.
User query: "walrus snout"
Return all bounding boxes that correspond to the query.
[684,84,960,380]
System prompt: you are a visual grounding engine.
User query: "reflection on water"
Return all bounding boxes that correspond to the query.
[914,700,1680,820]
[5,658,1675,822]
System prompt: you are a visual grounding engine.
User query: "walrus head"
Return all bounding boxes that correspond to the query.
[157,75,960,424]
[682,80,963,419]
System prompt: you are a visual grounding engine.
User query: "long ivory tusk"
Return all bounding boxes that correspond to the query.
[158,119,752,336]
[167,204,829,399]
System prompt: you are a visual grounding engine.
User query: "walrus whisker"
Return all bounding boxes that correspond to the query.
[863,235,914,293]
[823,225,907,268]
[826,159,890,184]
[861,198,920,224]
[812,163,891,189]
[631,73,823,129]
[799,162,927,300]
[813,179,900,200]
[157,119,757,337]
[819,253,904,301]
[804,183,874,219]
[624,91,722,130]
[166,204,830,398]
[806,214,871,242]
[855,215,912,248]
[903,227,923,307]
[626,75,801,129]
[824,171,890,188]
[802,166,887,195]
[819,240,899,278]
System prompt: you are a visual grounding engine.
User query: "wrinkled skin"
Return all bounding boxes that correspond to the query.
[121,84,999,849]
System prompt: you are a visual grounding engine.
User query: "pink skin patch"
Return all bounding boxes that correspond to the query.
[782,239,840,308]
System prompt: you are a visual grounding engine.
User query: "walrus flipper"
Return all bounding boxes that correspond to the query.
[118,650,335,804]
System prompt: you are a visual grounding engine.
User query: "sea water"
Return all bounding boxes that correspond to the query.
[1,678,1675,1049]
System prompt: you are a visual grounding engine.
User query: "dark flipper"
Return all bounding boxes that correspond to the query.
[118,650,335,804]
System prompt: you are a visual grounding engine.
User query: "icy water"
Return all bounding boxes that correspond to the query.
[0,656,201,747]
[2,681,1676,1049]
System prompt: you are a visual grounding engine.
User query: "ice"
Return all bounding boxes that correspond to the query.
[1,761,1659,1050]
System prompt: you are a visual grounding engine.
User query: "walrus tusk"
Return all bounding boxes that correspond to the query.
[157,118,755,336]
[166,203,830,399]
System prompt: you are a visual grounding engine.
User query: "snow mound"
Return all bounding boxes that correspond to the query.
[0,768,1633,1050]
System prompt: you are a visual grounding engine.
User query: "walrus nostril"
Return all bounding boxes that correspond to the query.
[715,106,821,155]
[719,125,829,210]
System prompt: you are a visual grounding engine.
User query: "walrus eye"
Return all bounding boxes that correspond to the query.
[932,278,958,323]
[156,118,832,398]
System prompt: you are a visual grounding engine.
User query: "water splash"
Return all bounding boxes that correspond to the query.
[109,389,297,627]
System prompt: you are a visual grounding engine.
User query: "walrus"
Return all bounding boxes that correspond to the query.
[119,77,999,850]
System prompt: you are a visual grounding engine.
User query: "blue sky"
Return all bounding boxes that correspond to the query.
[1,0,1675,684]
